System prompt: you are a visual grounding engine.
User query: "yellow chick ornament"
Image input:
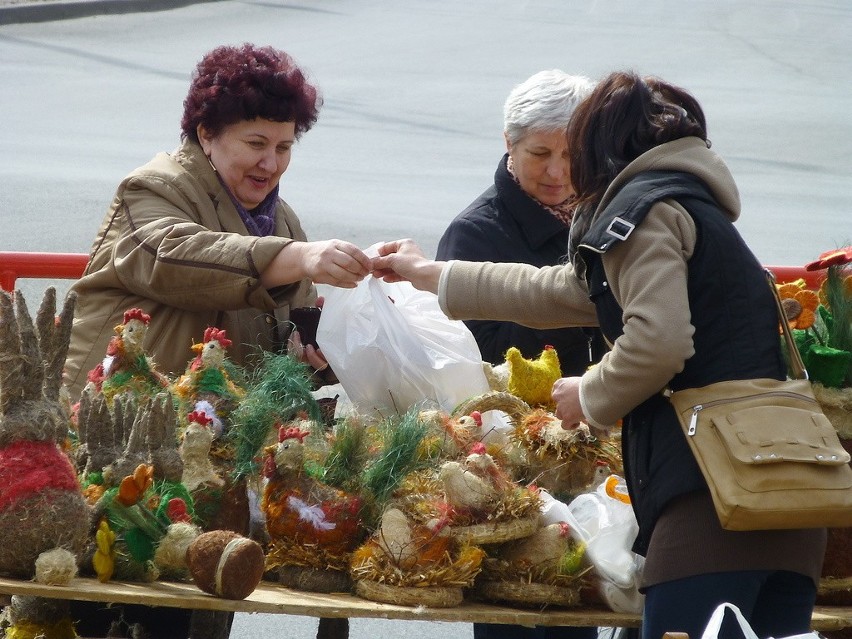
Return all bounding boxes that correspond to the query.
[92,519,116,583]
[505,345,561,407]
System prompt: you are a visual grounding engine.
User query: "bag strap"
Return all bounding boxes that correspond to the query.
[700,603,759,639]
[765,269,808,380]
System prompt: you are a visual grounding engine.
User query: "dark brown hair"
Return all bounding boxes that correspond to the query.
[566,71,708,207]
[181,43,321,143]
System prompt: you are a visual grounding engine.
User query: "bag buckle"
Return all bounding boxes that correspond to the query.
[606,217,635,241]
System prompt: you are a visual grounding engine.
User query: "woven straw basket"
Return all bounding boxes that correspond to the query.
[355,579,464,608]
[475,580,580,608]
[445,515,540,546]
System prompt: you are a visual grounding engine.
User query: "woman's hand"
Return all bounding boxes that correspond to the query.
[371,239,445,294]
[552,376,584,430]
[287,327,329,372]
[263,240,373,289]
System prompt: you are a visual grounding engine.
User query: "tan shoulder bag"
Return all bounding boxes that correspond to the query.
[668,270,852,530]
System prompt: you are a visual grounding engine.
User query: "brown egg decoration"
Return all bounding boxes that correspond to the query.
[185,530,265,600]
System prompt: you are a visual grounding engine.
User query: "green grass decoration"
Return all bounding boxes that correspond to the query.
[321,420,370,491]
[229,351,322,479]
[825,266,852,385]
[360,408,429,525]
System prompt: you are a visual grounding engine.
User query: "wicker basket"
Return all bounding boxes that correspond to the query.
[452,391,532,426]
[444,514,540,546]
[474,580,581,608]
[355,579,464,608]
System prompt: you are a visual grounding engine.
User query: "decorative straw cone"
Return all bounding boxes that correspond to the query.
[355,579,463,608]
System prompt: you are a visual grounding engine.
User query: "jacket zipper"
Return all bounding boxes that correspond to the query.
[686,390,818,436]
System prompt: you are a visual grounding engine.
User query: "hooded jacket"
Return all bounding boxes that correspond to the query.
[64,139,315,397]
[438,137,826,584]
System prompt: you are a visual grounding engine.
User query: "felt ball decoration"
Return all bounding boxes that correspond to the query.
[186,530,264,600]
[34,548,78,586]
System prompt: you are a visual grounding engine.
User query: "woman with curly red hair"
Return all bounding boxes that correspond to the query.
[66,43,372,399]
[66,43,371,638]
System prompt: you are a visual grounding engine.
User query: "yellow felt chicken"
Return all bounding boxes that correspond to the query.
[505,345,561,407]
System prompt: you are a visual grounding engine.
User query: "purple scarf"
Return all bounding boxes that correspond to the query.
[217,175,278,237]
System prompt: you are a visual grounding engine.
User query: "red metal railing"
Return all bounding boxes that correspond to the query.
[0,252,89,292]
[0,251,823,292]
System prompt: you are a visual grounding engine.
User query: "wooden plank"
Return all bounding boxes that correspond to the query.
[0,577,850,631]
[0,577,636,627]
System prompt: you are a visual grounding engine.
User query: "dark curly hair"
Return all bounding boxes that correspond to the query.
[181,43,321,143]
[567,71,708,208]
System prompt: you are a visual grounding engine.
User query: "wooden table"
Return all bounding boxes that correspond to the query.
[2,576,851,633]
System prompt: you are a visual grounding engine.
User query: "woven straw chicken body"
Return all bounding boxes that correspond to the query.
[87,308,169,402]
[262,425,362,557]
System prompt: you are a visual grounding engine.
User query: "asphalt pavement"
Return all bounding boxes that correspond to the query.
[0,0,216,25]
[1,2,851,638]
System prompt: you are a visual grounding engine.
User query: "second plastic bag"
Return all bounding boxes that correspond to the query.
[316,275,491,417]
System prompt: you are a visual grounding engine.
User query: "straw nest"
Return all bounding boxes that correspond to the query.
[395,468,543,531]
[813,383,852,439]
[355,579,464,608]
[473,555,592,608]
[265,539,352,574]
[511,409,623,500]
[350,541,485,589]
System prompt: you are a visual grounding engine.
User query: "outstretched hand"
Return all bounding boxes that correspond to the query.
[263,240,373,290]
[371,239,445,294]
[300,239,373,288]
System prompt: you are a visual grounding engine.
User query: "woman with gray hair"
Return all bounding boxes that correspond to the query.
[436,70,603,639]
[437,69,605,379]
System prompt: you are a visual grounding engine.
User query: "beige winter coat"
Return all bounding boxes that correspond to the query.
[64,139,315,397]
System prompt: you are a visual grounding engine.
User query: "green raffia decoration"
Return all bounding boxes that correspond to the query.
[825,265,852,385]
[153,479,196,522]
[228,351,322,479]
[803,265,852,388]
[321,420,370,492]
[124,527,157,563]
[360,408,429,527]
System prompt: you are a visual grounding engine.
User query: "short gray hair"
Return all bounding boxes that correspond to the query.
[503,70,595,145]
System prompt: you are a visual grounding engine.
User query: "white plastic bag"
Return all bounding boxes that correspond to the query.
[701,602,820,639]
[316,275,491,417]
[539,476,645,614]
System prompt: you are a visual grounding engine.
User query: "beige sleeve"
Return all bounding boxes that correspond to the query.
[110,180,295,312]
[440,260,599,328]
[579,201,698,426]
